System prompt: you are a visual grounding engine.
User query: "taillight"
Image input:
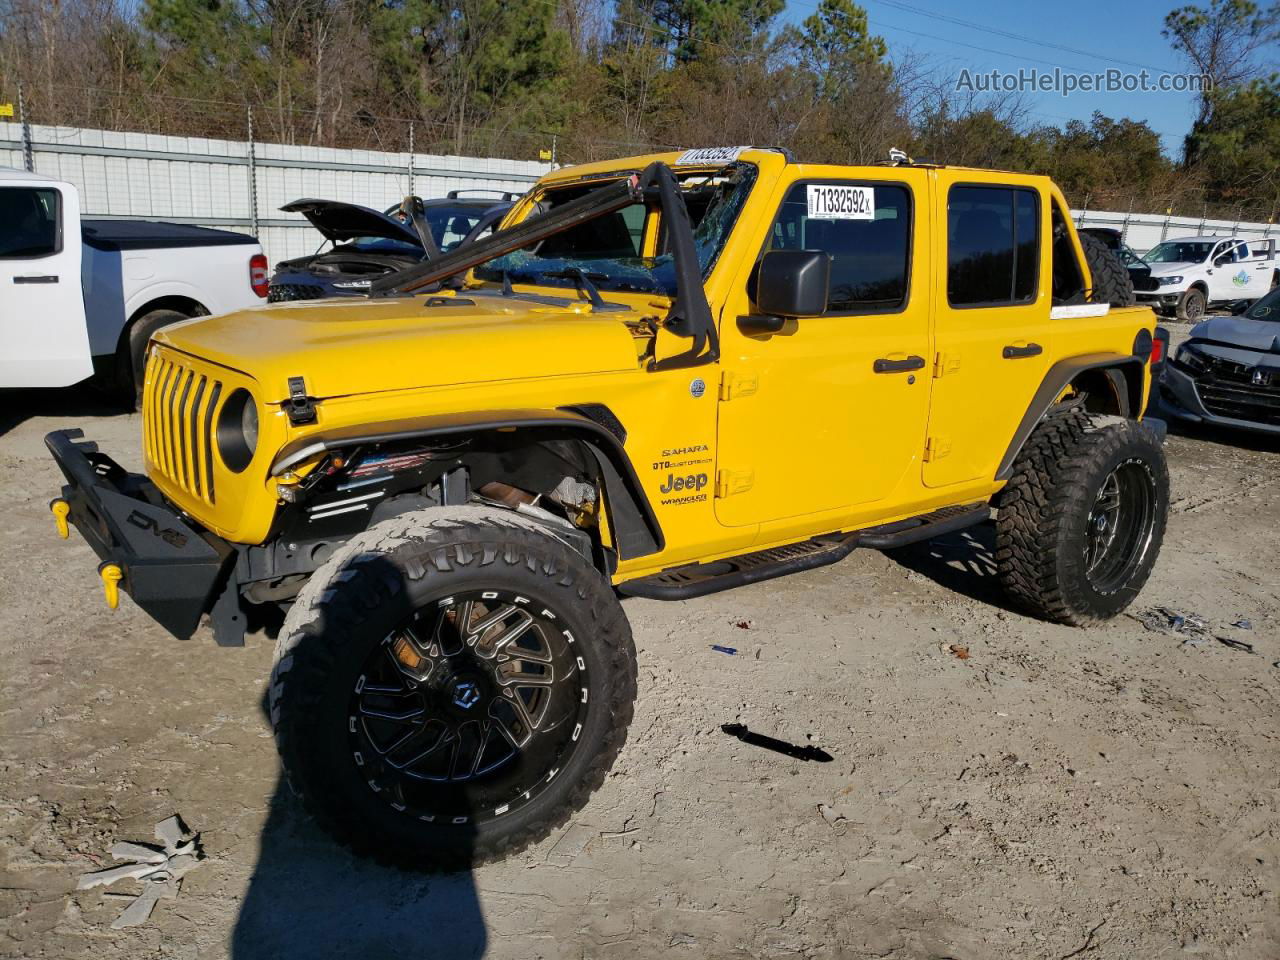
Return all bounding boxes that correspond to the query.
[249,253,269,298]
[1150,333,1166,366]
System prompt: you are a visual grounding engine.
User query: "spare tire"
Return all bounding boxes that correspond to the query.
[1079,232,1136,308]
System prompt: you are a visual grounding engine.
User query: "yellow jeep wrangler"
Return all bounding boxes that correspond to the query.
[47,147,1168,867]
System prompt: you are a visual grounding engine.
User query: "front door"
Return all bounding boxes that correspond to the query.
[0,182,90,387]
[715,169,932,528]
[923,177,1052,488]
[1208,240,1255,301]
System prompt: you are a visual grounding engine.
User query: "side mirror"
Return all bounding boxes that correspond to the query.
[1214,255,1231,267]
[740,250,830,335]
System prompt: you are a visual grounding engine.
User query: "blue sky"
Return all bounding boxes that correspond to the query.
[783,0,1202,156]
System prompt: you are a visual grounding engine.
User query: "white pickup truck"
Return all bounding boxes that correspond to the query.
[1,168,268,396]
[1134,234,1280,321]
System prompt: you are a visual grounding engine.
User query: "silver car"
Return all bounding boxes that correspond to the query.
[1159,286,1280,434]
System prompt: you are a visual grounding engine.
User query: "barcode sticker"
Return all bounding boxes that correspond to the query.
[807,184,875,220]
[675,146,749,165]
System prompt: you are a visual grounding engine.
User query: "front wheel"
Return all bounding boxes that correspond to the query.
[270,505,636,869]
[1176,287,1206,322]
[995,410,1168,625]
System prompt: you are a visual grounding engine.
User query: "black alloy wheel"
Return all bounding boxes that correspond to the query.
[350,590,586,823]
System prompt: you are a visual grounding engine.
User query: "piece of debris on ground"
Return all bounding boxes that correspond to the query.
[721,723,833,762]
[76,815,203,929]
[949,644,970,660]
[710,644,737,655]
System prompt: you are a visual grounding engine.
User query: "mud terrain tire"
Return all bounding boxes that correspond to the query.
[1079,232,1136,307]
[995,409,1168,625]
[270,505,637,870]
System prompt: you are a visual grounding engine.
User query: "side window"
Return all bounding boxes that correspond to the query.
[765,182,912,313]
[1248,240,1274,260]
[0,187,60,258]
[947,185,1039,306]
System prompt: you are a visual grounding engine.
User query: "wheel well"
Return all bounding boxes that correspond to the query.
[1069,366,1137,417]
[1189,281,1209,296]
[266,418,662,585]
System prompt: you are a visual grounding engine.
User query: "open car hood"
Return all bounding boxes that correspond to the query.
[281,198,421,246]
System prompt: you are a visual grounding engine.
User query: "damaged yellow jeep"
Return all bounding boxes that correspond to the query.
[47,147,1168,867]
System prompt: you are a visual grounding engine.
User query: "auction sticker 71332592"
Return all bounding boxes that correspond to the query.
[807,184,875,220]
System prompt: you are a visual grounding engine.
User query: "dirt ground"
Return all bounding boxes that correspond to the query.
[2,338,1278,959]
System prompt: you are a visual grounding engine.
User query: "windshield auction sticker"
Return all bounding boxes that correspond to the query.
[807,184,875,220]
[676,146,749,165]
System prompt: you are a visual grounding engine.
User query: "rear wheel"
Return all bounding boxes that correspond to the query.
[119,308,195,407]
[270,505,636,869]
[995,409,1168,625]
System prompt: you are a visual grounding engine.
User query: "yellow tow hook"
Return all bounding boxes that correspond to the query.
[50,499,71,539]
[98,562,124,610]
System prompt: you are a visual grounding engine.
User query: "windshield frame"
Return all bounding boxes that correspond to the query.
[471,163,759,297]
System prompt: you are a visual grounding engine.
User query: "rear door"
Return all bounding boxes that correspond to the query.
[0,181,91,387]
[714,168,932,528]
[923,176,1051,488]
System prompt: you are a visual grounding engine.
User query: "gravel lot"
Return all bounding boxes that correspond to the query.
[3,353,1278,959]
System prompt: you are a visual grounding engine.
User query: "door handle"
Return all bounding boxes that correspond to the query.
[13,275,59,284]
[873,355,925,374]
[1003,342,1043,359]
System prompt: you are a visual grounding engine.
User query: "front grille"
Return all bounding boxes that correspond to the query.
[268,282,326,302]
[1132,275,1158,292]
[1192,355,1280,425]
[1200,383,1280,425]
[144,351,222,504]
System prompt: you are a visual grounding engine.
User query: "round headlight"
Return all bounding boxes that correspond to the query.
[217,388,259,472]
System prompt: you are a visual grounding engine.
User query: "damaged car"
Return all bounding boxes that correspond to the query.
[1159,285,1280,433]
[268,190,515,301]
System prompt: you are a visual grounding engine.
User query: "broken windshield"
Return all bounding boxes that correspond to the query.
[473,164,756,296]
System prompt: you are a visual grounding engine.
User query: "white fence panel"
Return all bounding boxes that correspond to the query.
[1072,209,1277,254]
[0,122,549,264]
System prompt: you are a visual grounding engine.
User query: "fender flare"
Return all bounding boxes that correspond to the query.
[269,407,663,561]
[995,354,1145,482]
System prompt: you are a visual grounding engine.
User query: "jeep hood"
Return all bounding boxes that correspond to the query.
[154,294,644,402]
[1189,315,1280,354]
[281,198,421,246]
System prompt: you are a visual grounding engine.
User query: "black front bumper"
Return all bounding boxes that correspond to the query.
[45,429,233,640]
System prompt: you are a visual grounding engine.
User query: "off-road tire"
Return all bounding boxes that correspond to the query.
[119,308,192,407]
[269,505,637,870]
[1176,287,1207,322]
[995,409,1168,625]
[1079,232,1136,307]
